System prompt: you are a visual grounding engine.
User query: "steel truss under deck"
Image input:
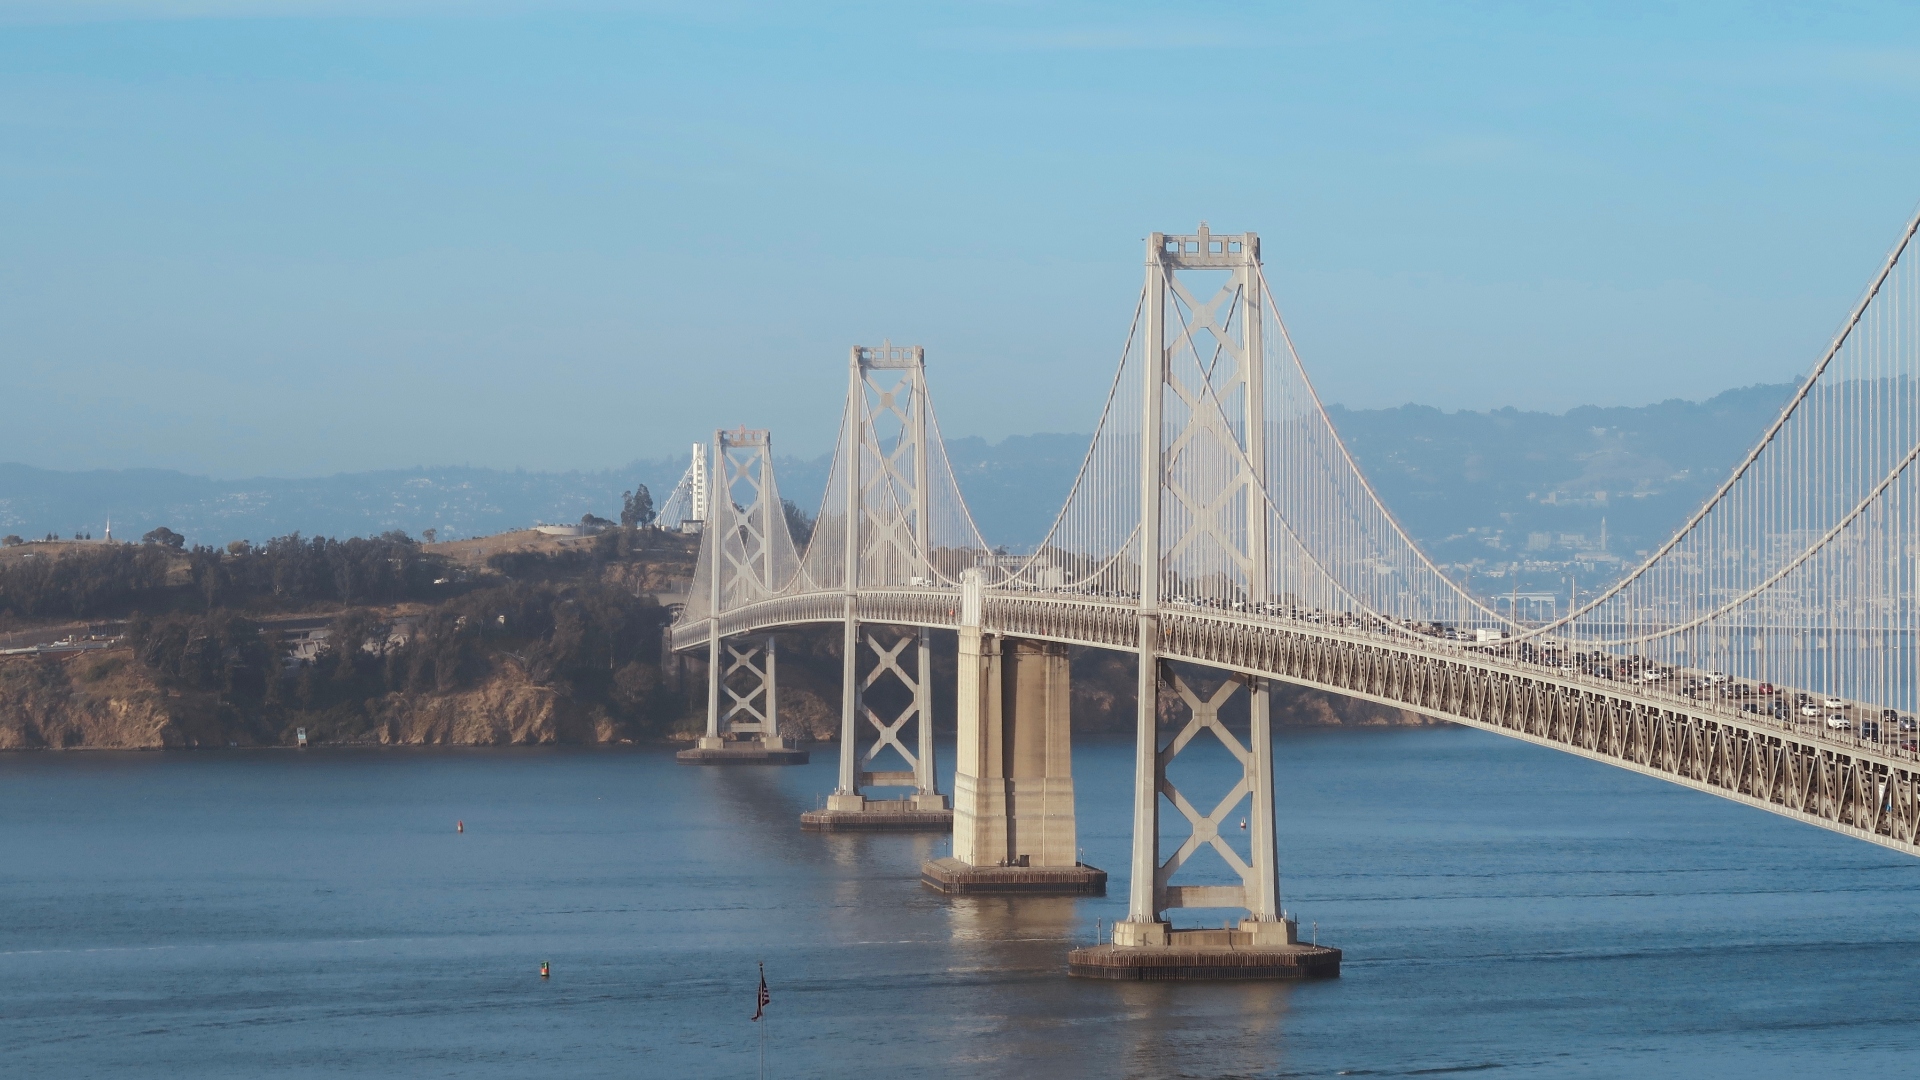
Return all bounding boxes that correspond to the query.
[676,594,1920,857]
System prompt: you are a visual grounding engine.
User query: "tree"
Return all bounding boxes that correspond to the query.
[580,513,616,530]
[422,528,436,545]
[142,527,185,549]
[0,536,20,547]
[621,485,655,528]
[782,499,815,548]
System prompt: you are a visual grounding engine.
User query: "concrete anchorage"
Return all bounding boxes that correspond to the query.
[922,571,1105,893]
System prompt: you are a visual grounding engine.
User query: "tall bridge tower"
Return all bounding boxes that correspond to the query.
[801,344,952,828]
[1098,223,1299,961]
[677,427,808,765]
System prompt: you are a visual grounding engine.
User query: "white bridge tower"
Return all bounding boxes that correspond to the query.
[1113,223,1293,949]
[807,343,951,825]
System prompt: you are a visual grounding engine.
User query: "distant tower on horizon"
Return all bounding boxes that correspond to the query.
[104,518,112,543]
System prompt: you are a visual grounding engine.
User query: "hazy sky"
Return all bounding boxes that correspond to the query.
[5,1,1920,477]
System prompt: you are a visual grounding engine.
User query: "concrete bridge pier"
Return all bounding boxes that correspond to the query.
[922,573,1105,894]
[799,622,952,830]
[1069,655,1337,979]
[676,634,808,765]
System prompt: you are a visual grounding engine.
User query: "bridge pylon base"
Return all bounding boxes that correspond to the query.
[1069,919,1338,980]
[919,855,1106,895]
[675,737,809,766]
[799,795,953,831]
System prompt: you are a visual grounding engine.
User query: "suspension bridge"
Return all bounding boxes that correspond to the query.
[666,213,1920,979]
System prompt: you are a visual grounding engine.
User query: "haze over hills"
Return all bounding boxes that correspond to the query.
[0,383,1796,602]
[1330,382,1796,555]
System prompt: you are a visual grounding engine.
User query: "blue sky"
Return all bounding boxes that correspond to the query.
[4,1,1919,477]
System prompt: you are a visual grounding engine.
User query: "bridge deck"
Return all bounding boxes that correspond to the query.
[674,587,1920,858]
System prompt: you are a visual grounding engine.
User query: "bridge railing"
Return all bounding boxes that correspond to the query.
[672,571,1920,773]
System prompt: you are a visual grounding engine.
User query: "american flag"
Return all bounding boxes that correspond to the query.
[751,962,770,1021]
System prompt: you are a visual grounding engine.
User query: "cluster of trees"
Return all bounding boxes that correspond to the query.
[301,581,673,708]
[185,533,441,611]
[0,543,179,619]
[5,511,701,742]
[0,530,446,621]
[782,500,814,547]
[123,580,681,739]
[0,514,691,625]
[2,533,101,546]
[127,610,279,702]
[621,484,654,528]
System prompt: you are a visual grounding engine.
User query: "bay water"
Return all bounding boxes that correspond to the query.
[1,727,1917,1078]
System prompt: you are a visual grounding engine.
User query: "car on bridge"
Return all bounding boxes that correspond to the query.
[1860,719,1882,740]
[1826,714,1851,730]
[1824,697,1848,710]
[1800,702,1821,717]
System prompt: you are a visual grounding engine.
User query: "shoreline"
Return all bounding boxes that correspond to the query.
[0,724,1456,754]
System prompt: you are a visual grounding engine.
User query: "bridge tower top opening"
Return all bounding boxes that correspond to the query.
[1149,221,1260,269]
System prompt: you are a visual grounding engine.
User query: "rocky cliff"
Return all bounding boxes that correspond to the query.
[0,651,225,749]
[0,636,1434,752]
[0,649,664,750]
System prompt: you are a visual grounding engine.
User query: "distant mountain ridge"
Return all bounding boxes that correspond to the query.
[1326,382,1798,566]
[0,462,694,548]
[0,386,1797,588]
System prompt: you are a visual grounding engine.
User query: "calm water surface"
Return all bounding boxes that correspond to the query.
[2,727,1918,1078]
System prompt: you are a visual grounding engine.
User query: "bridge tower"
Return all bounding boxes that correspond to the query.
[676,427,808,766]
[653,441,710,533]
[1072,223,1335,979]
[800,344,952,829]
[687,440,707,527]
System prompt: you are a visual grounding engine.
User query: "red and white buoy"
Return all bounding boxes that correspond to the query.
[456,820,464,833]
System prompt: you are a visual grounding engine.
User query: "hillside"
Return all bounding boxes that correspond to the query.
[0,524,1424,748]
[0,527,712,749]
